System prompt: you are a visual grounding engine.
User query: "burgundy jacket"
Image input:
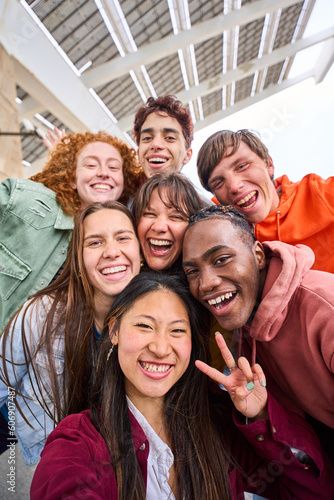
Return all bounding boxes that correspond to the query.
[31,395,333,500]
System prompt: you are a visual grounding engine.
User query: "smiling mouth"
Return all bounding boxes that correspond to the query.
[236,191,258,209]
[139,361,172,373]
[206,291,237,310]
[147,157,169,168]
[148,238,173,256]
[91,183,113,191]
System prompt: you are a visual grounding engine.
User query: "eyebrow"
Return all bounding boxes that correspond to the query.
[133,315,189,325]
[140,127,180,136]
[82,155,121,162]
[84,229,134,240]
[183,245,229,266]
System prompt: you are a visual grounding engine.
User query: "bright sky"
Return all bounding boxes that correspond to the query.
[183,0,334,197]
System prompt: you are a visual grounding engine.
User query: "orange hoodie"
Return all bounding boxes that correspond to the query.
[254,174,334,273]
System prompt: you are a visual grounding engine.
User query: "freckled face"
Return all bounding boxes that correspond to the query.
[74,142,124,207]
[113,289,192,405]
[138,112,192,177]
[208,142,279,224]
[183,218,265,331]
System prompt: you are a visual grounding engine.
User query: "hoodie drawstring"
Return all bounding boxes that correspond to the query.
[237,327,257,366]
[276,210,281,240]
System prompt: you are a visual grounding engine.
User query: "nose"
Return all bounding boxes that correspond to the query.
[150,135,164,151]
[151,216,168,233]
[199,268,221,294]
[148,334,172,358]
[225,173,244,195]
[96,162,110,178]
[102,242,121,260]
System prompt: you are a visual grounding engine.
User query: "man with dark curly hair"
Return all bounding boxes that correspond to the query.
[133,95,193,178]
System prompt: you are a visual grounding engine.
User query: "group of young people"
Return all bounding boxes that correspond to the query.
[0,95,333,499]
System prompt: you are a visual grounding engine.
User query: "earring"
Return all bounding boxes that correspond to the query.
[107,345,114,361]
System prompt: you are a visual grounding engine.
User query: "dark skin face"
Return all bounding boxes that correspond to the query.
[182,218,266,331]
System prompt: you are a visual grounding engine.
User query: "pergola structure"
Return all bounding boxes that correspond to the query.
[0,0,333,172]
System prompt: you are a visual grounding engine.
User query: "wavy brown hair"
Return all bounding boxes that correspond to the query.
[31,132,143,215]
[0,202,140,425]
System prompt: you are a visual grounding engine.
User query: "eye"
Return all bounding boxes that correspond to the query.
[86,239,102,248]
[236,162,248,171]
[183,268,198,278]
[142,211,156,218]
[165,135,176,141]
[170,213,186,222]
[117,235,131,242]
[170,328,187,337]
[108,164,121,171]
[214,255,230,265]
[135,322,153,330]
[85,163,98,169]
[140,135,152,143]
[212,179,224,190]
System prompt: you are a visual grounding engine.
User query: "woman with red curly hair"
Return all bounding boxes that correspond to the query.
[0,132,142,330]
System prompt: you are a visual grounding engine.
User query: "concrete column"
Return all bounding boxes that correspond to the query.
[0,44,23,180]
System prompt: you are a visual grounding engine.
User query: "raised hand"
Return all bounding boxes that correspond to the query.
[195,332,267,419]
[43,127,66,151]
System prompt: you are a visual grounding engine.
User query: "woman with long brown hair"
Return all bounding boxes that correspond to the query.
[31,272,332,499]
[0,202,141,476]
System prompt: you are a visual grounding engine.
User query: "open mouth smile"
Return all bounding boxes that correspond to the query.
[206,291,237,311]
[236,190,258,209]
[99,265,129,280]
[148,238,173,256]
[91,183,113,191]
[139,361,174,379]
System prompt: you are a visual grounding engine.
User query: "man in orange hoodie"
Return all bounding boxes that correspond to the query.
[196,129,334,273]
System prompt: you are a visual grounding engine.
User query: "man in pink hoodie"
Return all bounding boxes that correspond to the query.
[182,205,334,460]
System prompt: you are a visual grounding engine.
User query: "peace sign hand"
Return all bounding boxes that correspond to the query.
[195,332,267,419]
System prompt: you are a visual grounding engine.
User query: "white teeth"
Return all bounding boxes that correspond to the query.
[140,362,171,373]
[208,292,235,305]
[93,184,111,190]
[148,157,167,164]
[149,239,172,247]
[237,191,256,206]
[101,265,126,275]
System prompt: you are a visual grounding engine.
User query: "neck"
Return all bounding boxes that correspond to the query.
[128,393,167,440]
[93,292,113,332]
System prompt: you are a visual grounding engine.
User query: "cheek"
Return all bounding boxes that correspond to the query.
[173,225,188,250]
[137,219,149,243]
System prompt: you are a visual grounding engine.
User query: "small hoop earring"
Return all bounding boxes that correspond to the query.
[107,345,114,361]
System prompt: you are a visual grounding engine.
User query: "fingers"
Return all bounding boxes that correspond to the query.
[195,360,224,385]
[253,363,266,387]
[214,332,236,370]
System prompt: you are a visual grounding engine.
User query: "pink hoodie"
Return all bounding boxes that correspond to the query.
[244,240,334,429]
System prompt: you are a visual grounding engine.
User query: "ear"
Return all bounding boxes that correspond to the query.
[108,319,119,345]
[253,241,266,270]
[182,148,193,165]
[266,156,275,180]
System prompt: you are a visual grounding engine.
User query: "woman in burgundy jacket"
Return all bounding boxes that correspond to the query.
[31,273,333,500]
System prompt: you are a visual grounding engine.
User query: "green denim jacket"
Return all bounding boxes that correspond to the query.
[0,178,73,330]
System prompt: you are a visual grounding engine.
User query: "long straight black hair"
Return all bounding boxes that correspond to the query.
[90,272,232,500]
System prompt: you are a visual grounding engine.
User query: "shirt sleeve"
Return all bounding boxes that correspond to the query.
[0,299,46,406]
[232,393,334,499]
[31,414,117,500]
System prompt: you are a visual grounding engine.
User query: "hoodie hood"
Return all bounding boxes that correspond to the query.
[249,240,315,342]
